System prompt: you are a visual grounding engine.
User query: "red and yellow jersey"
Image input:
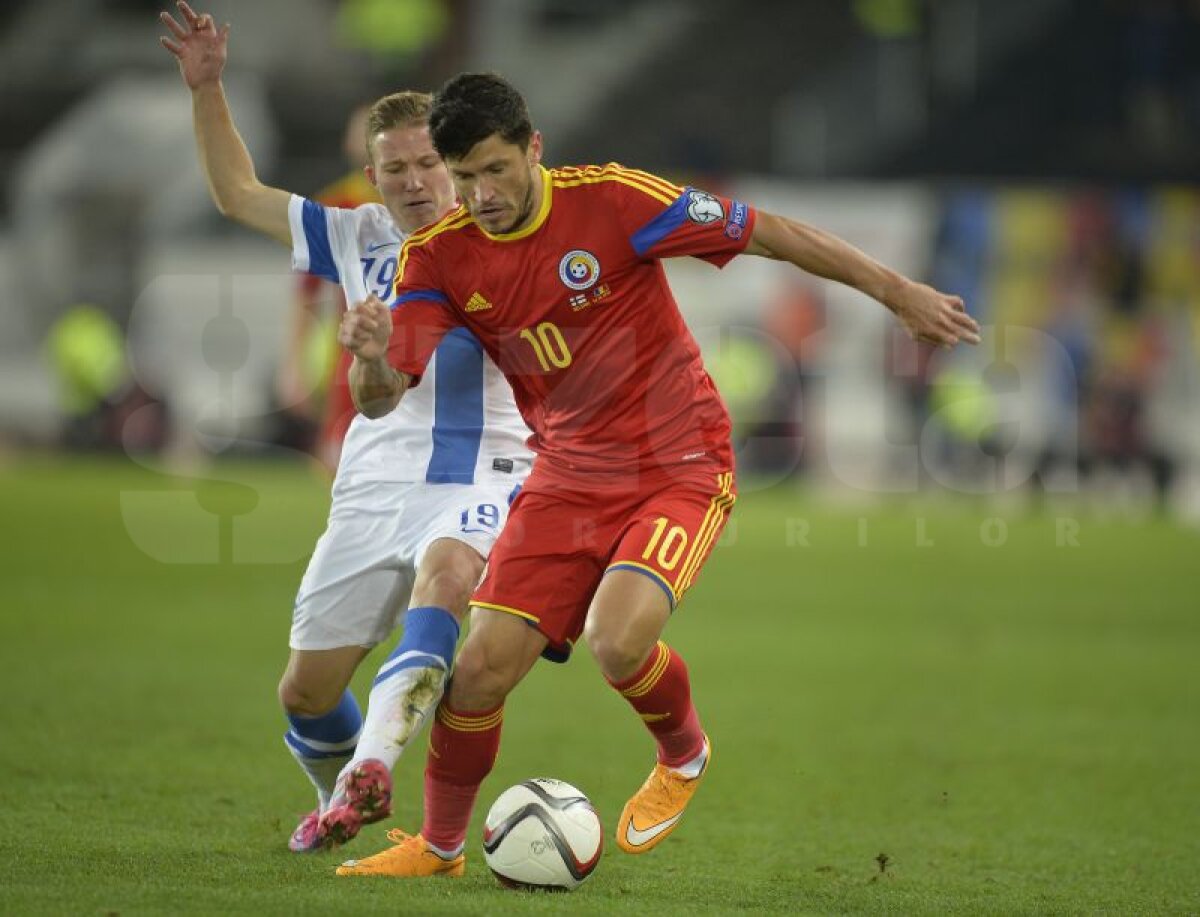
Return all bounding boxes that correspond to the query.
[389,163,755,476]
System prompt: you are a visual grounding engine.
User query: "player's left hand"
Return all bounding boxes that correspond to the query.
[338,295,393,362]
[887,280,980,349]
[159,1,229,91]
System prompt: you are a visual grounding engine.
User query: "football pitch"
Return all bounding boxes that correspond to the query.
[1,456,1196,915]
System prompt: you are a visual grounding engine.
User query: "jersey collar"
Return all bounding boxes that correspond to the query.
[475,166,552,242]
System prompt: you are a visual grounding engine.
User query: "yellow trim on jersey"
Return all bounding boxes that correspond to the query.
[620,641,671,698]
[605,561,680,607]
[476,166,554,242]
[551,164,682,207]
[471,600,540,625]
[436,706,504,732]
[410,205,469,242]
[673,473,736,596]
[552,164,683,202]
[395,207,472,287]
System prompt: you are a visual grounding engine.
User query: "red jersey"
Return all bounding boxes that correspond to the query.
[389,164,755,476]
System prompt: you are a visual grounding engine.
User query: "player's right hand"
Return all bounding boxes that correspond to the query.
[339,295,393,362]
[159,1,229,90]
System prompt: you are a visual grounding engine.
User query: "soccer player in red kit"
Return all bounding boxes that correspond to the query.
[336,73,980,877]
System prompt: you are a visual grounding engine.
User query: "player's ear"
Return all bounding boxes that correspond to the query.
[364,162,377,187]
[527,131,543,169]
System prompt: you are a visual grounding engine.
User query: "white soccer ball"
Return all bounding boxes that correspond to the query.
[482,778,603,890]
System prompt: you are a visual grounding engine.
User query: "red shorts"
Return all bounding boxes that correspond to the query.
[472,464,736,660]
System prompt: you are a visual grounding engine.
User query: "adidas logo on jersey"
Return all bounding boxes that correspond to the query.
[465,292,493,312]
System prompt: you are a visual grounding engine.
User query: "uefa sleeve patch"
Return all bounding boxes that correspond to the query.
[685,190,724,225]
[725,200,748,240]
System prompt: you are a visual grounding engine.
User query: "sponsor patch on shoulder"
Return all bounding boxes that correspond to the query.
[492,458,514,473]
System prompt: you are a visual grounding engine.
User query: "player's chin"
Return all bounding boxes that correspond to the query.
[475,208,512,233]
[399,202,435,228]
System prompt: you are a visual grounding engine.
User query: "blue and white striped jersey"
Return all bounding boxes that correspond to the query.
[288,195,533,490]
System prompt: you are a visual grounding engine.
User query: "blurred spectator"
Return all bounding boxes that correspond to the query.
[922,183,1189,508]
[45,304,167,452]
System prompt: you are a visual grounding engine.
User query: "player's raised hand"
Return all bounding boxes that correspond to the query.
[339,295,393,362]
[159,1,229,90]
[887,280,981,349]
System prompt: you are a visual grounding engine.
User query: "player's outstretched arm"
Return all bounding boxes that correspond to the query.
[744,211,981,349]
[340,295,410,418]
[159,1,291,246]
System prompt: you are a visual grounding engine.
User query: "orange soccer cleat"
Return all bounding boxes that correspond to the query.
[335,830,466,878]
[616,735,711,854]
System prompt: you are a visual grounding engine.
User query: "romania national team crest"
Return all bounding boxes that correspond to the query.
[558,250,601,291]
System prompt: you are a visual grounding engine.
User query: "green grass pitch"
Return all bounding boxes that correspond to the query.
[1,456,1197,915]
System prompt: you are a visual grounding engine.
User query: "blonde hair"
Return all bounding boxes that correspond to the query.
[365,91,434,157]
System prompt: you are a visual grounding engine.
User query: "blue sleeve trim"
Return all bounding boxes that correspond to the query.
[629,191,690,256]
[394,289,451,308]
[301,199,339,283]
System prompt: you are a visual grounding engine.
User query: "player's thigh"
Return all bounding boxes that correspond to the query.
[278,645,370,715]
[410,537,486,617]
[405,482,519,616]
[607,469,736,611]
[446,606,549,710]
[471,488,610,662]
[585,472,734,678]
[290,505,414,653]
[584,570,674,682]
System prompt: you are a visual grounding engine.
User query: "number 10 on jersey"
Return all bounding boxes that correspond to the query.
[519,321,573,372]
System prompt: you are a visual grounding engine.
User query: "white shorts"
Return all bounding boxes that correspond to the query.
[289,480,520,651]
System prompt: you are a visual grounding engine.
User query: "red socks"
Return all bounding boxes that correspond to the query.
[609,641,705,768]
[422,641,703,851]
[421,702,503,851]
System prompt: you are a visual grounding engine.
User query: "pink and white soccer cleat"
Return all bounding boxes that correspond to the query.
[319,759,393,847]
[288,808,327,853]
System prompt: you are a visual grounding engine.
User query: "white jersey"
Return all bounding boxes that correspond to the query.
[288,196,533,493]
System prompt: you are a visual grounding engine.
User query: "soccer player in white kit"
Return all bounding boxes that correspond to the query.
[160,2,532,852]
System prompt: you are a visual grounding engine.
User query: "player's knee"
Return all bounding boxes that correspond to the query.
[411,567,477,618]
[444,643,512,710]
[277,673,341,718]
[583,626,648,683]
[412,545,484,616]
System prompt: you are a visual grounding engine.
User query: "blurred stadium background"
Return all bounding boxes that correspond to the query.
[2,0,1199,506]
[2,1,1198,913]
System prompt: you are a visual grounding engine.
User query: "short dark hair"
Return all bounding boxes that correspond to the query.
[429,72,532,162]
